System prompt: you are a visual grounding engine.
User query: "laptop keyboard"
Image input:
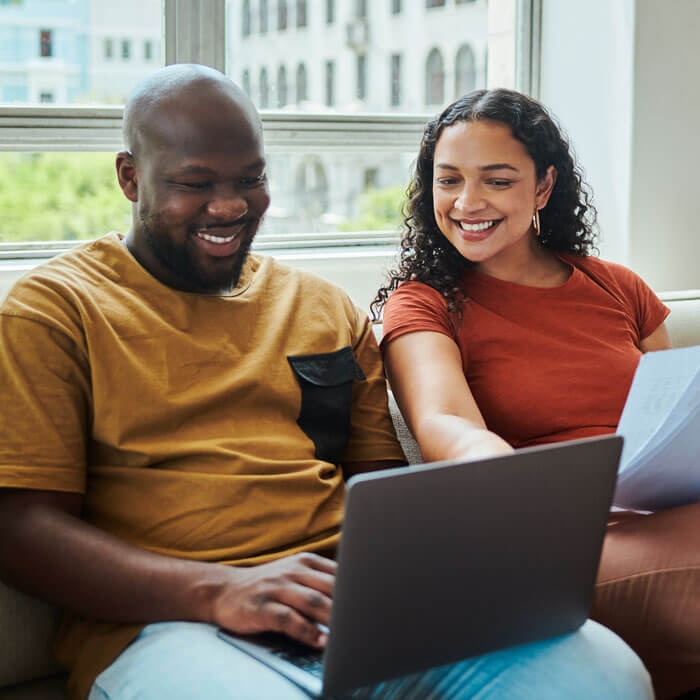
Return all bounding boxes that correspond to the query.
[267,639,324,678]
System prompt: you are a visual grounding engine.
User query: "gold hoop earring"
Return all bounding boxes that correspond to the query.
[533,209,541,237]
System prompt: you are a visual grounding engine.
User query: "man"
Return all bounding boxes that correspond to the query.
[0,65,651,699]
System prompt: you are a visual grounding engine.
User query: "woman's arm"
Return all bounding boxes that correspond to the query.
[384,331,513,463]
[639,321,672,352]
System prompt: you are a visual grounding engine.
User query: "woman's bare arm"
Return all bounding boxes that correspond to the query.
[384,331,513,463]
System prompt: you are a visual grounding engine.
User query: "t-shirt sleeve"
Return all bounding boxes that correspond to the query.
[0,314,90,493]
[341,304,406,466]
[612,264,670,341]
[380,281,456,352]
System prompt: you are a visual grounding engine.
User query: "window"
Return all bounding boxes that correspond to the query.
[277,65,288,108]
[39,30,52,58]
[1,0,521,253]
[356,54,367,101]
[144,40,154,61]
[278,0,288,30]
[295,63,307,105]
[390,54,401,107]
[296,0,307,28]
[259,67,270,108]
[39,92,54,103]
[455,44,477,97]
[426,0,445,7]
[260,0,269,33]
[324,60,335,107]
[121,40,131,60]
[391,0,401,14]
[242,0,251,36]
[425,47,444,105]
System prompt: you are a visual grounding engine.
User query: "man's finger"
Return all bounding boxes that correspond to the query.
[292,569,335,597]
[263,601,328,648]
[297,552,338,575]
[275,582,332,625]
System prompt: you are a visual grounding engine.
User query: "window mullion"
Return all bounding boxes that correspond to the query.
[164,0,226,71]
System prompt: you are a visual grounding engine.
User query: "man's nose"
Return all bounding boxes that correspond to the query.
[206,192,248,220]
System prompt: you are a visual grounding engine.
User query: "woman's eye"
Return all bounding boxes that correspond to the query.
[436,178,457,186]
[488,179,512,187]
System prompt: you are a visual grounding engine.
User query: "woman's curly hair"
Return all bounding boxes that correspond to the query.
[371,88,598,319]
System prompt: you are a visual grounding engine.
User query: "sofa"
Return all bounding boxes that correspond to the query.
[1,289,699,700]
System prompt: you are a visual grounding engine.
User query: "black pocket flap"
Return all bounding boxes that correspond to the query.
[287,346,366,386]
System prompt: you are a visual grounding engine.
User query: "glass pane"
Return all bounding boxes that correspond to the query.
[0,153,130,243]
[0,0,163,105]
[260,150,412,236]
[226,0,516,114]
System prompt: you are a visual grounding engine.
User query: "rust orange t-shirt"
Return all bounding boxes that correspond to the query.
[381,254,670,448]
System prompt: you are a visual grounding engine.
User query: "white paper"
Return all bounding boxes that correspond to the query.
[614,345,700,510]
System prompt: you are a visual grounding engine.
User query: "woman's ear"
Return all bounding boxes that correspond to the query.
[536,165,558,209]
[116,151,138,203]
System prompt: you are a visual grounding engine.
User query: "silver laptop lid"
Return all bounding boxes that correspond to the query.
[322,434,622,696]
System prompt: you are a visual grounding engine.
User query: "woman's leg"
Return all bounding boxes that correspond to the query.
[88,619,651,699]
[592,500,700,699]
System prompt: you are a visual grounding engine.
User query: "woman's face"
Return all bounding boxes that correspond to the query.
[432,119,555,268]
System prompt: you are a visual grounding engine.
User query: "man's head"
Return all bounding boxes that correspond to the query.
[117,64,270,294]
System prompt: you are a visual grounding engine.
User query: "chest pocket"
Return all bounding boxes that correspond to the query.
[288,346,366,464]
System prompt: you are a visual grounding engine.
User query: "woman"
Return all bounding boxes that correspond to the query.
[374,88,700,699]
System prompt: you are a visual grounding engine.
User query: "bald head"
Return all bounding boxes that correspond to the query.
[122,64,262,159]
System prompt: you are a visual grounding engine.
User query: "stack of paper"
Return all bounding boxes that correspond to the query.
[614,345,700,510]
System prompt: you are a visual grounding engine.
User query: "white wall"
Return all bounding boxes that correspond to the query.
[540,0,700,292]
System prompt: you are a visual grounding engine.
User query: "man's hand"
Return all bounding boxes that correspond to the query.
[213,553,336,649]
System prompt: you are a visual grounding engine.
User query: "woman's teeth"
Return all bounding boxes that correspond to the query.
[458,220,498,232]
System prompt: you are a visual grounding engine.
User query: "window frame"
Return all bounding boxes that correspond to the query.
[0,0,541,260]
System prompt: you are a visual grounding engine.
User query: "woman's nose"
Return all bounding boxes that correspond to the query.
[454,183,485,211]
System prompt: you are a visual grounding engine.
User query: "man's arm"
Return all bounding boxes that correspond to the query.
[0,488,335,648]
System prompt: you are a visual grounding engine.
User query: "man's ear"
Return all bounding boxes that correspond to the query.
[116,151,138,203]
[536,165,558,209]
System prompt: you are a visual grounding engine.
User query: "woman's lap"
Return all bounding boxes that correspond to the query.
[592,500,700,699]
[88,619,651,700]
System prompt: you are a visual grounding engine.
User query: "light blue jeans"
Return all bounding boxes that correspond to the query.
[88,620,652,699]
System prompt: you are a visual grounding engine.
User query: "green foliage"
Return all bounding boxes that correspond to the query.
[0,153,131,243]
[339,184,405,232]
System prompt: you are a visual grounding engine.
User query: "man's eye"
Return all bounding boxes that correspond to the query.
[178,181,210,189]
[240,173,267,186]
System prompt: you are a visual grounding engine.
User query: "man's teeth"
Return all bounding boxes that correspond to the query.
[459,220,498,232]
[196,231,236,243]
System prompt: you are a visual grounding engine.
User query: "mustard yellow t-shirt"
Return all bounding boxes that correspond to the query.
[0,233,404,699]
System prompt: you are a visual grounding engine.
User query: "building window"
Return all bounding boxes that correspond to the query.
[391,0,401,13]
[390,53,401,107]
[39,92,54,103]
[355,0,367,19]
[356,54,367,100]
[426,0,445,7]
[325,60,334,107]
[242,0,251,36]
[104,38,113,60]
[456,0,477,3]
[144,40,154,61]
[455,44,476,97]
[326,0,334,24]
[277,65,288,108]
[364,167,378,190]
[260,0,268,34]
[242,69,251,96]
[278,0,288,30]
[296,0,307,28]
[259,68,269,108]
[425,47,444,105]
[39,29,52,58]
[295,63,307,105]
[121,40,131,60]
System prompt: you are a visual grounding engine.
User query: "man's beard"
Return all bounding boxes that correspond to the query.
[140,213,255,294]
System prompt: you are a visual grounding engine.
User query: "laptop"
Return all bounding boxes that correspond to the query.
[218,434,622,697]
